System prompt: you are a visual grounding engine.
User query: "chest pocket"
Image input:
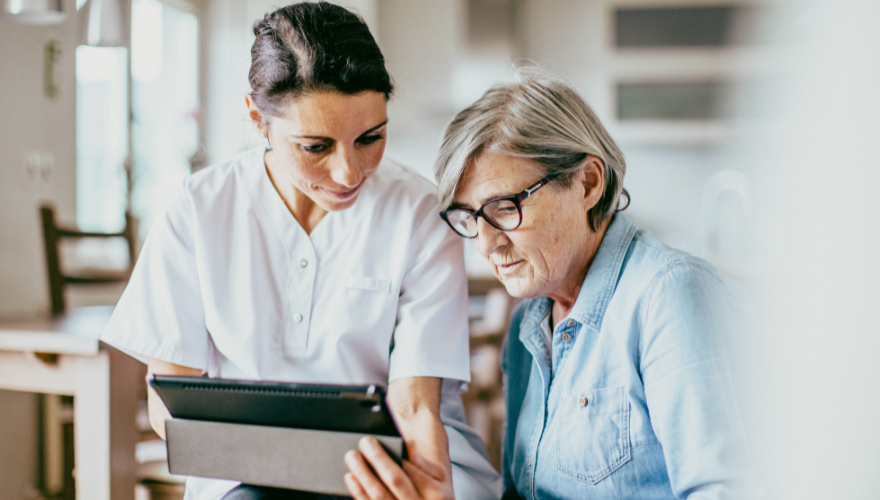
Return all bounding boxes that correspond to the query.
[344,275,394,328]
[555,386,631,484]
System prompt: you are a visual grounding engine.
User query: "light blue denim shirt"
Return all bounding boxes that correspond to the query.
[501,214,754,500]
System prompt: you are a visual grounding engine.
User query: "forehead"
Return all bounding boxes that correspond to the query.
[272,90,387,136]
[454,153,542,207]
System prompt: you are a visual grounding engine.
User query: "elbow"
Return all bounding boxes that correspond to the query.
[392,398,440,422]
[387,377,443,422]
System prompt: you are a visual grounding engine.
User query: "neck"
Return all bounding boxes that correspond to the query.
[264,150,328,235]
[548,215,613,321]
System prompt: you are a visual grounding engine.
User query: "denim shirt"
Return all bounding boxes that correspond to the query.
[501,214,754,500]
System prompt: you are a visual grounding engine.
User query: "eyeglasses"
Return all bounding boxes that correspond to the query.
[440,172,563,239]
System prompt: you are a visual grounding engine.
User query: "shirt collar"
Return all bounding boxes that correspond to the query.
[519,213,638,341]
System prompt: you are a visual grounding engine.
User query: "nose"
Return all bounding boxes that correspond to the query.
[473,217,508,258]
[330,146,362,189]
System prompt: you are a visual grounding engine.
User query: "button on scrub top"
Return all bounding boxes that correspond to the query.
[102,148,500,500]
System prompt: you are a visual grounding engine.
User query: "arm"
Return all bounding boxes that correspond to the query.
[387,377,450,476]
[641,263,754,499]
[146,357,203,439]
[344,191,483,500]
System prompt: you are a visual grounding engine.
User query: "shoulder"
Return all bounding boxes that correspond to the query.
[623,228,732,298]
[358,158,451,248]
[182,148,262,206]
[619,229,752,339]
[611,226,751,328]
[145,149,264,241]
[362,158,440,211]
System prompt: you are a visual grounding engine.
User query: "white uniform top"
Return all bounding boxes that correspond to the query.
[102,148,500,500]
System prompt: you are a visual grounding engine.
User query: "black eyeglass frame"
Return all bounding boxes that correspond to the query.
[440,171,565,239]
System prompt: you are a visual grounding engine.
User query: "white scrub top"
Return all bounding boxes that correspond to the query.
[102,147,501,500]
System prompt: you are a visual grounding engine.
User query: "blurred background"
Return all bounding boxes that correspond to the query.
[2,0,880,498]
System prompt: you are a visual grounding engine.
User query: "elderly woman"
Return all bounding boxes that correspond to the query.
[344,69,753,500]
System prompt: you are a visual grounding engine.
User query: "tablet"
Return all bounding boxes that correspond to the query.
[148,374,400,436]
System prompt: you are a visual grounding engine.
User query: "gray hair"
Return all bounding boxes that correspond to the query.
[434,67,628,231]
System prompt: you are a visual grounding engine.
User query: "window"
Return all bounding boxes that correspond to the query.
[615,6,738,48]
[75,0,199,240]
[75,46,129,233]
[617,81,730,120]
[130,0,199,235]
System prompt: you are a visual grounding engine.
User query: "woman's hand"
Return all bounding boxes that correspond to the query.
[344,436,455,500]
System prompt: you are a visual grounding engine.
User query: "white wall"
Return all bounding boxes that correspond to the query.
[0,0,80,319]
[199,0,253,166]
[743,1,880,497]
[0,3,81,496]
[377,0,466,180]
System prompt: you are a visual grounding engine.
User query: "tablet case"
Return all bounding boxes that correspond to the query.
[148,374,400,436]
[165,418,405,495]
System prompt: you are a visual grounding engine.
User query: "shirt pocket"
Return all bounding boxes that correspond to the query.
[344,275,394,328]
[555,386,631,484]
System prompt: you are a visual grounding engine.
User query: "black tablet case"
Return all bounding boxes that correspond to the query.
[148,374,400,436]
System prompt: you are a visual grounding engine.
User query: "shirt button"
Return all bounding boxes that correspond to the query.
[300,259,308,268]
[566,319,575,327]
[294,313,303,323]
[562,333,572,342]
[578,396,588,407]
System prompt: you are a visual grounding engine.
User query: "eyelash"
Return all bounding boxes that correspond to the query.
[301,144,328,154]
[358,134,383,145]
[299,135,384,155]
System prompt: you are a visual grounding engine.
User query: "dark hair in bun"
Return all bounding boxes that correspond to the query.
[249,1,394,117]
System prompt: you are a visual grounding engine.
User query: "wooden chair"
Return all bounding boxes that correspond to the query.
[37,204,139,498]
[40,204,138,316]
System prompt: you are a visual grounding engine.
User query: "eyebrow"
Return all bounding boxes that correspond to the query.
[450,188,513,210]
[291,120,388,141]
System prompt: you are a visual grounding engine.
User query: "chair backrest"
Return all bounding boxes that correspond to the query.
[40,204,138,316]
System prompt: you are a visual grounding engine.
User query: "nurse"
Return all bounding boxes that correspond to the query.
[101,2,500,500]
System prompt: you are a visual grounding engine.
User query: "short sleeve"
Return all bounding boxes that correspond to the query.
[640,263,756,499]
[387,194,471,385]
[101,181,211,371]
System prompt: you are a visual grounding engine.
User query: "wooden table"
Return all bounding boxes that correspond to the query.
[0,306,143,500]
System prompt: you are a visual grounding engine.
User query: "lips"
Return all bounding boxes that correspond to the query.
[321,182,362,201]
[496,260,524,274]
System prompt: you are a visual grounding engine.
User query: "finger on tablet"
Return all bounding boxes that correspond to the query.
[345,449,395,500]
[358,436,420,499]
[345,472,371,500]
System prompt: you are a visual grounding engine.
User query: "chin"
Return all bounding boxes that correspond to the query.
[497,276,539,300]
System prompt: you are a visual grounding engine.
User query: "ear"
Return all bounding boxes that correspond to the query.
[245,94,268,136]
[579,156,606,211]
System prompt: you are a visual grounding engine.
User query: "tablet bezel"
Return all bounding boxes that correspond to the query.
[148,374,401,436]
